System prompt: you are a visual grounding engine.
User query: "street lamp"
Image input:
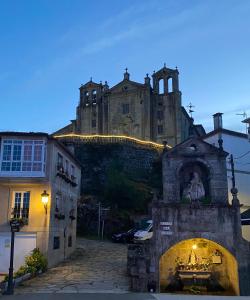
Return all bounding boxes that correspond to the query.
[41,190,49,214]
[4,220,20,295]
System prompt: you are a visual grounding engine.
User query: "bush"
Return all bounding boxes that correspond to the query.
[4,248,47,282]
[25,248,47,273]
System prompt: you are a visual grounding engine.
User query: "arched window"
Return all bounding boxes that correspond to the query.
[85,91,89,100]
[159,79,164,94]
[92,90,97,104]
[168,77,173,93]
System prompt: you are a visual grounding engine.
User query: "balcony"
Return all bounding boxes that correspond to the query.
[56,165,77,187]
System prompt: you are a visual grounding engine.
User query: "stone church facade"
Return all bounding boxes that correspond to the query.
[55,65,205,146]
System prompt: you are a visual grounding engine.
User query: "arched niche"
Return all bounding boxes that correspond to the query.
[178,160,211,204]
[159,238,239,295]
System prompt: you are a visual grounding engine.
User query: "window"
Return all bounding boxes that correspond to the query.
[0,139,45,174]
[92,119,96,128]
[122,103,129,114]
[57,153,63,169]
[92,90,97,98]
[159,79,164,94]
[53,237,60,249]
[71,165,75,177]
[12,191,30,220]
[68,236,72,247]
[65,160,69,175]
[157,111,164,120]
[168,77,173,93]
[158,125,163,134]
[55,193,61,211]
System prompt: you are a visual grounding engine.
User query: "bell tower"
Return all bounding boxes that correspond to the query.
[151,64,182,146]
[76,79,104,134]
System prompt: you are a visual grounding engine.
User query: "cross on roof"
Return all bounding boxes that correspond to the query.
[187,102,195,117]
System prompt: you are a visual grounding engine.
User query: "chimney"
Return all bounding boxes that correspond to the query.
[213,113,223,130]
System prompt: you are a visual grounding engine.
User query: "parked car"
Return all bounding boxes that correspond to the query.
[111,228,137,243]
[133,220,153,242]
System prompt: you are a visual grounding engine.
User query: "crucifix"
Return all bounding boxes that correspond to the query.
[187,102,195,118]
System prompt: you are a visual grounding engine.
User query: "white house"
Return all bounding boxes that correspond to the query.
[0,132,81,274]
[203,113,250,241]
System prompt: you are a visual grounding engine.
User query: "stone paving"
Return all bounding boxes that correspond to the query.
[15,238,130,294]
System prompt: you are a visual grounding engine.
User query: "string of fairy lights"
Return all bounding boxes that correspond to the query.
[53,133,171,150]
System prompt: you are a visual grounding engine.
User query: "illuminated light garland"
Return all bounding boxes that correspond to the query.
[53,133,172,149]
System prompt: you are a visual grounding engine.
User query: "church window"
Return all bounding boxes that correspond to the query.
[168,77,173,93]
[92,120,96,128]
[92,90,97,99]
[122,103,129,114]
[158,125,163,134]
[159,79,164,94]
[85,91,89,100]
[157,111,163,120]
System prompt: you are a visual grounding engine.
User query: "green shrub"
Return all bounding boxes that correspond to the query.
[4,248,47,282]
[25,248,47,273]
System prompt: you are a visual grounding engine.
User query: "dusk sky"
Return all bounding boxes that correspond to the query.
[0,0,250,134]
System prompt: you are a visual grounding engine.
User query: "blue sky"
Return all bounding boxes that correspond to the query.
[0,0,250,134]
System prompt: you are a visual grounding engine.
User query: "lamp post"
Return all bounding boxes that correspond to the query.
[41,190,49,214]
[4,220,20,295]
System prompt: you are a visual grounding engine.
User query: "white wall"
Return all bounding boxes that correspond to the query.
[204,133,250,240]
[0,232,36,274]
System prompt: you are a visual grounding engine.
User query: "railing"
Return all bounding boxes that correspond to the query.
[56,166,77,187]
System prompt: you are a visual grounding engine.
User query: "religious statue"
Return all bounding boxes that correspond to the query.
[183,172,205,203]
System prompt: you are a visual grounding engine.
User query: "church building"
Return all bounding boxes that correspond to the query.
[55,65,205,147]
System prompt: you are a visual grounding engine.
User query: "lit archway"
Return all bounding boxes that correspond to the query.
[159,238,239,295]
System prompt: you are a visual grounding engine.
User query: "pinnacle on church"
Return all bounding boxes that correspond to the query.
[124,67,130,80]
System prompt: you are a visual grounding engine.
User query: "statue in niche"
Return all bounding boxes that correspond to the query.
[183,172,205,203]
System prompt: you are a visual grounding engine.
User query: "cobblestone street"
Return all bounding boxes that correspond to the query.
[15,238,129,294]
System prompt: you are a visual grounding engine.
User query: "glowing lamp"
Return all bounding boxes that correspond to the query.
[192,244,197,250]
[41,190,49,214]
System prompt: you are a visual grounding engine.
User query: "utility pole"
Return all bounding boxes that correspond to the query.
[97,202,101,237]
[229,154,240,206]
[229,154,236,189]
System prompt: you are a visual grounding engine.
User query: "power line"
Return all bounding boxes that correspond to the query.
[234,150,250,160]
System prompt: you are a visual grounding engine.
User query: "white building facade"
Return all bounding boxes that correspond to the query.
[204,113,250,241]
[0,132,81,273]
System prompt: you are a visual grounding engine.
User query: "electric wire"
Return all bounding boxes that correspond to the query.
[234,150,250,160]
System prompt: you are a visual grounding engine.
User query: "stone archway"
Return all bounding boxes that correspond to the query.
[159,238,239,295]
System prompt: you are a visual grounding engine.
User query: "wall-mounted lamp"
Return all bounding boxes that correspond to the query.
[41,190,49,214]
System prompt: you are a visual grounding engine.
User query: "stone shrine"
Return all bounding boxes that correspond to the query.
[127,137,250,295]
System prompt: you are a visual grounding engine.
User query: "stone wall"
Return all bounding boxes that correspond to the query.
[60,137,162,195]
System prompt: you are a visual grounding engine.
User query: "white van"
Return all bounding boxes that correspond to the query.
[133,220,153,242]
